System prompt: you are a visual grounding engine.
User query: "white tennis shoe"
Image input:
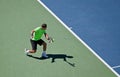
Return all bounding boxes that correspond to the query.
[24,48,29,55]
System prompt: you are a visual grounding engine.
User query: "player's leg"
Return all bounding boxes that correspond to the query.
[42,42,47,51]
[25,39,37,55]
[42,42,48,58]
[38,39,48,58]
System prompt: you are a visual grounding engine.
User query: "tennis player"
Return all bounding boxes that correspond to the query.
[25,23,49,58]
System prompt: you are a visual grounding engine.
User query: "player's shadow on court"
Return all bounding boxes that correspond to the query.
[27,54,75,67]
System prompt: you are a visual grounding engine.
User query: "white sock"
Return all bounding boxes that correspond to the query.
[42,51,47,56]
[42,51,46,54]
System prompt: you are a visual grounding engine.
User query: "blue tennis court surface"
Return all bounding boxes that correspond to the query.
[41,0,120,75]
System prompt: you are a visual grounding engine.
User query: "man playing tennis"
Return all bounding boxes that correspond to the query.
[25,23,49,58]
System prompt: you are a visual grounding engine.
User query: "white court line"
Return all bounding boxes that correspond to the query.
[112,65,120,69]
[37,0,120,76]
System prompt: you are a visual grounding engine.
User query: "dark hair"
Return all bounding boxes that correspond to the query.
[41,24,47,28]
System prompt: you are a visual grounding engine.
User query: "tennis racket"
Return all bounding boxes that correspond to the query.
[48,37,54,43]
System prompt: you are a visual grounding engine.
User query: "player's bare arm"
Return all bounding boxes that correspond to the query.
[44,33,49,40]
[31,30,35,38]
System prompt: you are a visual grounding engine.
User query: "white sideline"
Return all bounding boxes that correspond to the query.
[37,0,119,76]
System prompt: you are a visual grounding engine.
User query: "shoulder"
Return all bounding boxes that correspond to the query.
[34,27,41,31]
